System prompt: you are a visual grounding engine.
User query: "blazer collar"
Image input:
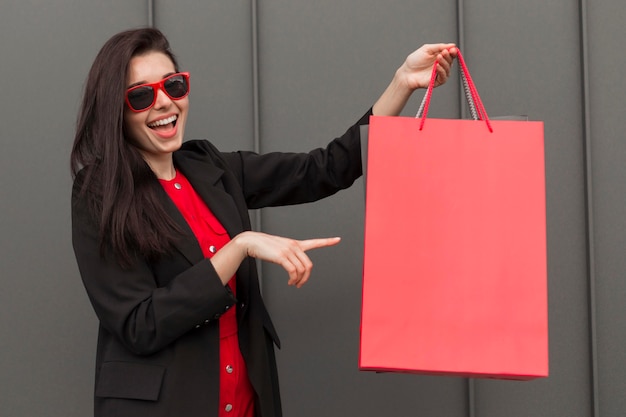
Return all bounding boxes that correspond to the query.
[158,151,245,265]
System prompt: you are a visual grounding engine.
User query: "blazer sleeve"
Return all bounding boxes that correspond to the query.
[221,109,372,209]
[71,181,236,356]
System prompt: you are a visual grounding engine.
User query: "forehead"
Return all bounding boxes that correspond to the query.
[127,51,176,84]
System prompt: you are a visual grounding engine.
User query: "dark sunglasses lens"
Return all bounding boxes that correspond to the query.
[164,75,189,98]
[127,87,155,111]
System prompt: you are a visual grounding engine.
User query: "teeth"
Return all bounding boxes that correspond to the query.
[148,115,177,128]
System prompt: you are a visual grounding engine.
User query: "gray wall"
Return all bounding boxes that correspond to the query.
[1,1,624,416]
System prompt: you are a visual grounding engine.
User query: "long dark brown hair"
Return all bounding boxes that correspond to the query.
[71,28,183,267]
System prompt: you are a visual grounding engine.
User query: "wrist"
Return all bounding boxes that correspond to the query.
[230,232,251,260]
[395,63,418,93]
[373,71,412,116]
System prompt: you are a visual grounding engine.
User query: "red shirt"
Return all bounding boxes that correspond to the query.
[160,170,255,417]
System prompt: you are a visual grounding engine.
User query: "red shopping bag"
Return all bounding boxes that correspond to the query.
[359,51,548,380]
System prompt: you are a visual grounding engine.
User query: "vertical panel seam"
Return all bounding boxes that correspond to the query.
[579,0,600,416]
[251,0,264,289]
[147,0,154,28]
[251,0,261,156]
[457,0,468,121]
[458,0,475,416]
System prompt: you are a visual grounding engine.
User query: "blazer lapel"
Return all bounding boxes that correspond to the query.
[158,188,204,265]
[173,150,253,306]
[173,151,246,243]
[156,152,244,266]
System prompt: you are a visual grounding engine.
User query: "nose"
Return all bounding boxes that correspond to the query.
[152,86,173,109]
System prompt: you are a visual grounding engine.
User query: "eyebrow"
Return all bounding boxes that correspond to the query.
[127,72,177,89]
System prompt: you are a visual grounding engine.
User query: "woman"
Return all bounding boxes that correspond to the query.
[71,28,455,417]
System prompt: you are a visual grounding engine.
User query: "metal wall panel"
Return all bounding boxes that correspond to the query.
[0,2,147,417]
[257,1,467,416]
[588,1,626,416]
[156,0,256,152]
[2,0,625,416]
[463,0,594,416]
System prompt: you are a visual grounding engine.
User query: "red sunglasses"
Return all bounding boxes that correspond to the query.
[125,72,190,112]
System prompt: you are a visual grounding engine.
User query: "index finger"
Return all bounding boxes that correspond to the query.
[298,237,342,252]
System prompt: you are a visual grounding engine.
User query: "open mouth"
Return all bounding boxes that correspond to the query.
[148,115,178,130]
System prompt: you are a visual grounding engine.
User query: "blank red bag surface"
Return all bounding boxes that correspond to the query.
[359,114,548,380]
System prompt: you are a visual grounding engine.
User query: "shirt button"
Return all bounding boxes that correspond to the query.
[209,245,216,253]
[225,404,233,412]
[226,365,233,374]
[174,183,182,190]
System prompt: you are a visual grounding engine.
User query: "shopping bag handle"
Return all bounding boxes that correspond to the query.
[417,61,479,121]
[416,49,493,132]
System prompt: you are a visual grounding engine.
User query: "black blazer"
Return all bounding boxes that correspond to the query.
[71,110,370,417]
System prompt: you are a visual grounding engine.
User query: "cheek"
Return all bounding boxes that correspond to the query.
[123,112,146,140]
[172,99,189,130]
[177,97,190,115]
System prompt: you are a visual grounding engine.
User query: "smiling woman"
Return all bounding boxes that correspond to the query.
[123,52,189,179]
[69,27,455,417]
